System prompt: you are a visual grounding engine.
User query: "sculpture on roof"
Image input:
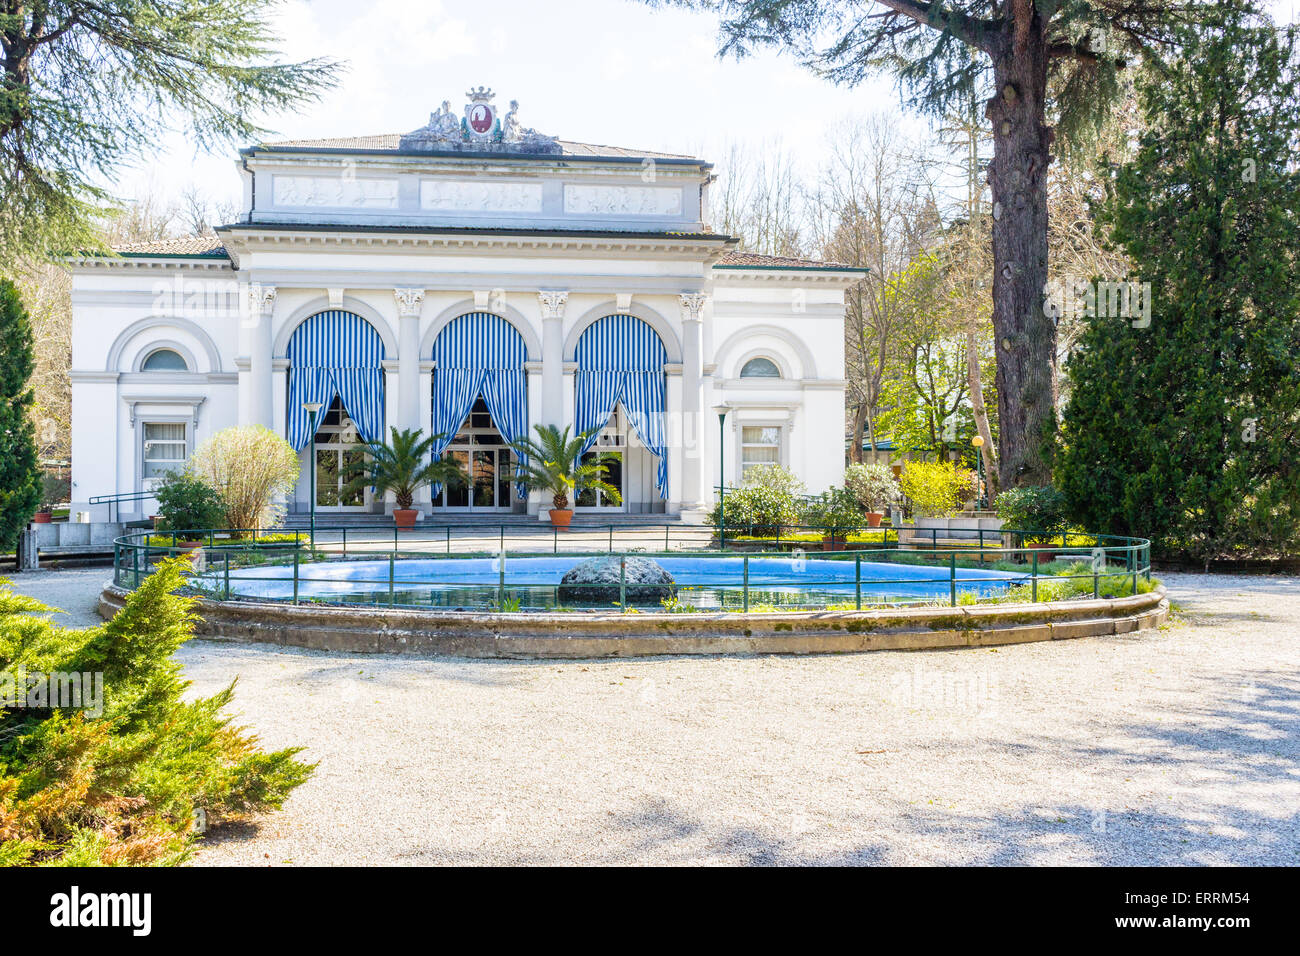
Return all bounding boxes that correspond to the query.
[399,88,560,154]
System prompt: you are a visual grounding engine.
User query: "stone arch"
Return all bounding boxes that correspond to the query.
[422,298,541,361]
[714,324,818,380]
[565,301,681,364]
[105,316,223,373]
[274,295,398,358]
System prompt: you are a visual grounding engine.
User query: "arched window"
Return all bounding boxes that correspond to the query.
[141,348,189,372]
[740,356,781,379]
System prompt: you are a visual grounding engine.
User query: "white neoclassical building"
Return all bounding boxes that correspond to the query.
[68,90,864,523]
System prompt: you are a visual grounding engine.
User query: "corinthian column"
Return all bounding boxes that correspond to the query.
[678,292,708,511]
[394,288,425,433]
[247,284,276,427]
[538,290,568,430]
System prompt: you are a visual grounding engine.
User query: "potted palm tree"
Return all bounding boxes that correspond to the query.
[341,427,465,529]
[508,424,621,529]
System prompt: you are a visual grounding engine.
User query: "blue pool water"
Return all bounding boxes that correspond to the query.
[203,555,1031,610]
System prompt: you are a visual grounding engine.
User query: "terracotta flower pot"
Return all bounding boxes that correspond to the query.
[821,534,845,552]
[32,511,52,524]
[549,508,573,529]
[393,508,418,529]
[865,511,884,528]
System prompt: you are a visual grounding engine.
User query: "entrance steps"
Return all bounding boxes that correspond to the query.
[278,512,680,530]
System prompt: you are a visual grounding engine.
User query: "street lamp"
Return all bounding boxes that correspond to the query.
[302,402,323,550]
[712,403,730,547]
[972,434,987,510]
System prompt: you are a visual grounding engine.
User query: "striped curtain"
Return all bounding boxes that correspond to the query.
[574,314,668,497]
[430,312,529,497]
[286,311,386,449]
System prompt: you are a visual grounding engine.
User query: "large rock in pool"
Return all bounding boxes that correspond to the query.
[557,555,676,606]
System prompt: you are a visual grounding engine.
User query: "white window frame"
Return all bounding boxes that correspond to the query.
[738,422,785,479]
[140,419,190,483]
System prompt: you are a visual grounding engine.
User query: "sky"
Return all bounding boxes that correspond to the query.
[115,0,1300,224]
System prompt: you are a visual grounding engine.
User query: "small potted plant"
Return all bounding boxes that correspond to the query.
[153,471,226,549]
[843,462,901,528]
[32,474,66,523]
[805,487,863,551]
[342,427,465,529]
[993,485,1069,561]
[508,424,621,529]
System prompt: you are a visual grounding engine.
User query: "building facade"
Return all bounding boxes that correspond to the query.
[69,90,864,522]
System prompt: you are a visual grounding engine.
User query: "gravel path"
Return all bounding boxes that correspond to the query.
[5,568,1298,865]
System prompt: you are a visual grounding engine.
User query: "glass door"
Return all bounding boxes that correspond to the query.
[312,400,369,511]
[429,397,514,510]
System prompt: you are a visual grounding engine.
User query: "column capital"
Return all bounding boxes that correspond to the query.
[394,287,426,317]
[538,290,569,320]
[247,283,276,316]
[678,292,709,322]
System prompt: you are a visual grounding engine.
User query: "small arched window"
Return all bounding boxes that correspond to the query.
[740,356,781,379]
[141,348,189,372]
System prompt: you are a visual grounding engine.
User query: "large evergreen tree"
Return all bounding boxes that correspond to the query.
[646,0,1200,488]
[0,278,41,550]
[0,0,338,265]
[1055,2,1300,560]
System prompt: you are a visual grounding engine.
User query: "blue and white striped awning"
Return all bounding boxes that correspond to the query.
[286,310,386,449]
[574,314,668,497]
[430,312,529,497]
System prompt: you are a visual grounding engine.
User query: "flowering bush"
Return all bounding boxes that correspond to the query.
[899,460,966,517]
[842,462,901,513]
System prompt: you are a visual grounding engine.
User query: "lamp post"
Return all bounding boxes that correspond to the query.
[303,402,323,550]
[712,403,730,548]
[972,434,987,510]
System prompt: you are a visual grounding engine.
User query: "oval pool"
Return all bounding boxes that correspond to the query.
[202,555,1031,610]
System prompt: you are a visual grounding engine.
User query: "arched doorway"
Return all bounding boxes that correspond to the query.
[429,312,528,511]
[286,310,386,512]
[573,314,668,512]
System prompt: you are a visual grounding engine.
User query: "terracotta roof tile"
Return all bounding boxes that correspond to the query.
[715,250,864,271]
[113,234,228,256]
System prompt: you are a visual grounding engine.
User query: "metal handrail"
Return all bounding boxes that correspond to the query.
[110,525,1153,613]
[88,489,160,523]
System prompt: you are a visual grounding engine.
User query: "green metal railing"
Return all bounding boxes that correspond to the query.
[112,525,1152,613]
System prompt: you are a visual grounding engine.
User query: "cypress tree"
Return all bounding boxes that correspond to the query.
[1056,3,1300,560]
[0,278,41,550]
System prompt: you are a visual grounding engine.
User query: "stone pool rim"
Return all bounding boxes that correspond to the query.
[98,582,1167,659]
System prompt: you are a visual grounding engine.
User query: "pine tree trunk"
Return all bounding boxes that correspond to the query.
[986,19,1057,490]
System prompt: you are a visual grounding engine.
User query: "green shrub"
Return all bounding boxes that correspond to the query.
[843,462,901,513]
[154,472,226,536]
[0,559,312,865]
[708,467,805,535]
[805,487,864,531]
[899,460,965,517]
[994,485,1069,542]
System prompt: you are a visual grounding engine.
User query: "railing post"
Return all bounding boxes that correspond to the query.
[223,551,230,599]
[293,546,300,605]
[742,554,749,613]
[665,524,670,551]
[499,549,506,609]
[1032,550,1039,602]
[618,555,626,608]
[949,553,957,606]
[1093,565,1100,600]
[500,525,504,553]
[446,525,451,555]
[609,525,614,554]
[342,527,347,557]
[553,524,558,554]
[389,552,396,606]
[855,553,862,610]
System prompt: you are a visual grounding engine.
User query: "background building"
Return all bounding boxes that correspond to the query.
[68,91,863,522]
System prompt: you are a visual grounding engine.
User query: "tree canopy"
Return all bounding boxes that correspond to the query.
[0,0,340,266]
